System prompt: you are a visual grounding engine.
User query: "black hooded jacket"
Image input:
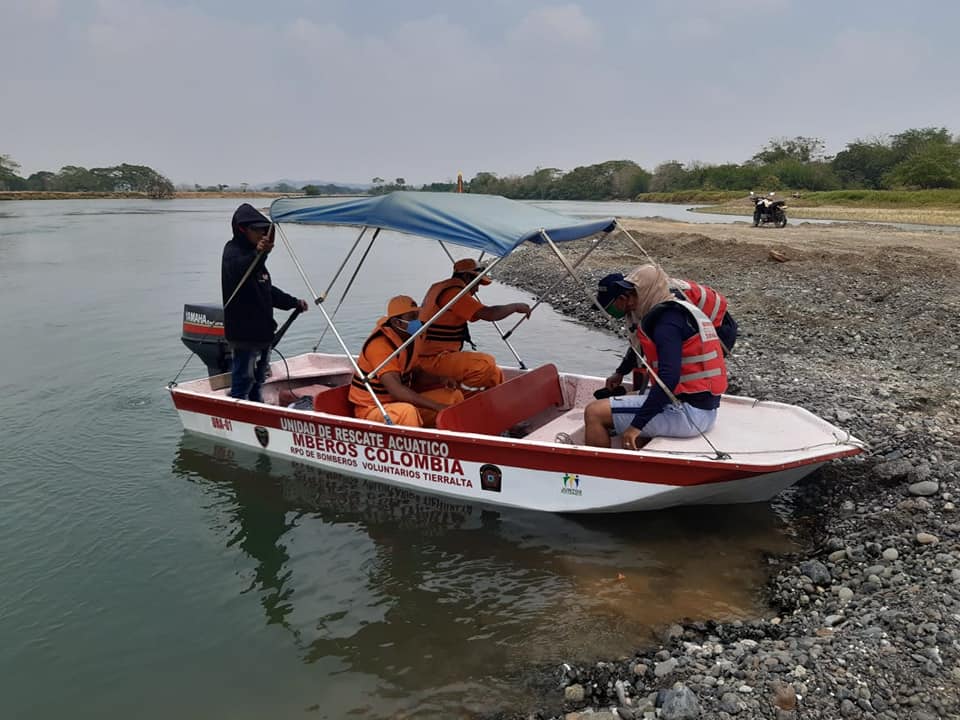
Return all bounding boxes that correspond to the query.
[221,204,298,346]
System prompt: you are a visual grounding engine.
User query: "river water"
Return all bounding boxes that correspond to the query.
[0,198,795,719]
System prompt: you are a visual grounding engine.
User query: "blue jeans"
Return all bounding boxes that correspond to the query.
[230,346,271,402]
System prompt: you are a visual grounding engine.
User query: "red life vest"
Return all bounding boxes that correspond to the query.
[637,300,727,396]
[672,279,728,327]
[349,321,418,407]
[418,277,473,356]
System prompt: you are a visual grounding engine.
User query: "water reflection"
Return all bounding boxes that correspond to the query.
[172,434,795,715]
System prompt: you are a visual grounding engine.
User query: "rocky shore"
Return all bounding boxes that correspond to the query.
[493,218,960,719]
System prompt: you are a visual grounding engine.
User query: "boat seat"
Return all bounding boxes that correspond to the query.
[313,385,353,417]
[524,409,586,445]
[278,382,343,407]
[435,363,564,436]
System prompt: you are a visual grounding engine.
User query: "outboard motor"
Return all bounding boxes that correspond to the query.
[181,303,232,376]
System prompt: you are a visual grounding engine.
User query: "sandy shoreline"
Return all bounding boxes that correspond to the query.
[692,199,960,227]
[490,217,960,719]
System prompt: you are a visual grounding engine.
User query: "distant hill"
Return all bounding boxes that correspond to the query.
[254,179,371,191]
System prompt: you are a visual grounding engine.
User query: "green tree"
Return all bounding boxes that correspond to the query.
[0,153,19,174]
[26,171,56,191]
[0,153,25,190]
[752,136,827,164]
[50,165,107,191]
[649,161,691,192]
[302,185,321,196]
[698,163,762,190]
[763,159,840,190]
[831,140,896,189]
[889,127,953,164]
[884,143,960,188]
[466,172,502,195]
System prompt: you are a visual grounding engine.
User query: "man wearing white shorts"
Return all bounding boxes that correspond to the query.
[584,266,728,450]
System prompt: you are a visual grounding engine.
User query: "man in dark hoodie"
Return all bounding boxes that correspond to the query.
[222,203,308,402]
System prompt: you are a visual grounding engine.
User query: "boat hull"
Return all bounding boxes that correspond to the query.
[171,387,846,513]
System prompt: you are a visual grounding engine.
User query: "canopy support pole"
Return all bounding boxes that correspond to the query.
[540,229,729,460]
[275,223,322,304]
[436,241,527,370]
[315,301,393,425]
[613,220,660,266]
[312,228,381,352]
[501,230,611,340]
[367,256,505,381]
[613,220,731,356]
[321,225,368,301]
[274,222,390,423]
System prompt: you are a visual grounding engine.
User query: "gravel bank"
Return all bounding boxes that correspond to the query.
[492,218,960,720]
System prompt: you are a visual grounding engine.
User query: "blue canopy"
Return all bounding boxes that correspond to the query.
[269,192,616,257]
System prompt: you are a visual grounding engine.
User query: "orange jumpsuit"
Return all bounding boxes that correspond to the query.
[418,278,504,391]
[348,319,462,427]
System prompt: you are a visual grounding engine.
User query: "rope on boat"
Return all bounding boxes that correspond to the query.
[167,351,195,388]
[639,431,868,458]
[273,346,308,405]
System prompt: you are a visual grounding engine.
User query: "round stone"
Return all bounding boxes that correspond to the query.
[909,481,940,496]
[882,548,899,561]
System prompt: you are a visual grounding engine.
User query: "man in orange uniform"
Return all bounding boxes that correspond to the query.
[349,295,463,427]
[418,258,531,392]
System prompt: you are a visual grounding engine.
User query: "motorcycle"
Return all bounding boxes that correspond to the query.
[750,191,787,228]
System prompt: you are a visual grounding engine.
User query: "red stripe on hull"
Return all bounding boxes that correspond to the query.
[170,390,858,487]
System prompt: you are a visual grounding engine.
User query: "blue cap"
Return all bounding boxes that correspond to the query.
[596,273,634,308]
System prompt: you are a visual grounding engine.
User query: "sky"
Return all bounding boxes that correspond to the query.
[2,0,957,186]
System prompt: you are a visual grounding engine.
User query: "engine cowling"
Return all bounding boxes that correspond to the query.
[181,303,232,376]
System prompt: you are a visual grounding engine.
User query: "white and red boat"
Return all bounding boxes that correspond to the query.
[169,192,863,512]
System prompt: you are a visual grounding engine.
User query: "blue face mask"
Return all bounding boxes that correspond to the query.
[401,318,423,335]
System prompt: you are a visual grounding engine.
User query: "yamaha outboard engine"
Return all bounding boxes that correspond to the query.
[181,303,232,376]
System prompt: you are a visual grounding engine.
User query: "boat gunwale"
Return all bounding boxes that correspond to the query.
[168,383,863,477]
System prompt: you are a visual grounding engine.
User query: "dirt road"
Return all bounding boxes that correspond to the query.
[618,216,960,260]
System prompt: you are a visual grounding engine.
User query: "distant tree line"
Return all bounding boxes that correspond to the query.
[643,128,960,193]
[7,124,956,203]
[368,176,410,196]
[0,155,175,198]
[271,182,360,195]
[402,126,960,199]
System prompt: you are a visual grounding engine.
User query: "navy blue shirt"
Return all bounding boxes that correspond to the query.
[630,304,720,430]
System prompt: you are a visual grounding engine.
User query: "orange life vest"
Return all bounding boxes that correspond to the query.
[348,321,419,407]
[672,279,728,327]
[418,278,473,356]
[637,300,727,396]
